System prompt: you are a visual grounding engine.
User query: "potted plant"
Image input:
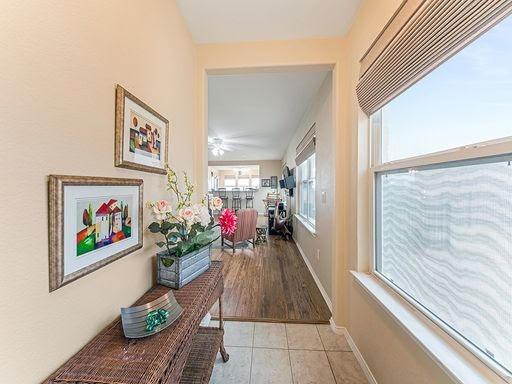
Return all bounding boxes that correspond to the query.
[147,167,237,289]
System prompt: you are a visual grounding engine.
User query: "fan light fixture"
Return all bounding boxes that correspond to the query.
[209,137,225,157]
[212,147,224,157]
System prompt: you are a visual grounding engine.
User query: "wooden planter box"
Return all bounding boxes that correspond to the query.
[157,245,211,289]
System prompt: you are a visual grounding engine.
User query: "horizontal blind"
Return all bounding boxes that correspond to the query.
[295,123,316,165]
[357,0,512,116]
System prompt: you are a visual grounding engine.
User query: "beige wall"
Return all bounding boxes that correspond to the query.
[0,1,196,382]
[208,160,283,213]
[343,1,455,383]
[283,72,335,300]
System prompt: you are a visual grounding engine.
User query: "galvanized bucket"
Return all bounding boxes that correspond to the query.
[157,245,211,289]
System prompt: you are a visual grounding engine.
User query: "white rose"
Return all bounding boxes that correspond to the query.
[152,200,172,221]
[199,206,211,227]
[190,204,211,227]
[211,196,223,211]
[190,204,204,224]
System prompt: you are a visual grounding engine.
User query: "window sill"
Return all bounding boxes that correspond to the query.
[294,214,316,237]
[351,271,511,384]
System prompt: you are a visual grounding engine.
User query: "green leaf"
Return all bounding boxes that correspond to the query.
[156,241,166,248]
[161,221,174,231]
[196,230,214,242]
[191,222,203,232]
[179,241,194,256]
[161,257,174,268]
[148,222,161,233]
[169,234,179,243]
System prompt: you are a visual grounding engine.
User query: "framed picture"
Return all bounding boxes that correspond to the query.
[270,176,278,189]
[48,175,143,291]
[115,85,169,174]
[261,178,271,188]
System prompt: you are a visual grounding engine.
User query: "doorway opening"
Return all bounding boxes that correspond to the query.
[205,66,335,324]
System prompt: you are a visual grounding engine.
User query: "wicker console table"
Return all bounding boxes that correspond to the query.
[44,261,228,384]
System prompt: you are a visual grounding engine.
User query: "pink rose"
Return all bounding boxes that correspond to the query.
[179,207,195,222]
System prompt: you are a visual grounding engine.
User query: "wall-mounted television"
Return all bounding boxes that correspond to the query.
[283,175,296,189]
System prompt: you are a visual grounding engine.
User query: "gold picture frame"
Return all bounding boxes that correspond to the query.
[48,175,143,292]
[115,85,169,174]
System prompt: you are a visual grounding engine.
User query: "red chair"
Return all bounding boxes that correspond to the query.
[221,209,258,254]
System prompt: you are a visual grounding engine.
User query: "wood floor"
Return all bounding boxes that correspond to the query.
[210,235,331,324]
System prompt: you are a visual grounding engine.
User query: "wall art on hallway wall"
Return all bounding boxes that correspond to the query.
[48,175,143,291]
[115,85,169,174]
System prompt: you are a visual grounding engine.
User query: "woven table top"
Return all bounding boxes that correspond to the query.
[45,261,223,384]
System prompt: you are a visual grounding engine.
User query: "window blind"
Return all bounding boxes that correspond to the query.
[356,0,512,116]
[295,123,316,165]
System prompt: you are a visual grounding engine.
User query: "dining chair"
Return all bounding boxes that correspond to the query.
[232,188,242,211]
[221,209,258,254]
[244,188,254,208]
[218,188,228,209]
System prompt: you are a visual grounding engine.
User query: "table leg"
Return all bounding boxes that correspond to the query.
[218,295,230,362]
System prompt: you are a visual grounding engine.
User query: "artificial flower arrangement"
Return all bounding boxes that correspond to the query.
[147,166,237,267]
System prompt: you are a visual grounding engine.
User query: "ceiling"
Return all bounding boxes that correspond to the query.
[175,0,361,43]
[208,70,329,161]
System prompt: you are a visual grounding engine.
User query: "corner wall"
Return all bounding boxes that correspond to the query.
[283,72,335,300]
[0,1,197,382]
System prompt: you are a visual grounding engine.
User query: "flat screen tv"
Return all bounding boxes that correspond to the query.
[284,175,296,189]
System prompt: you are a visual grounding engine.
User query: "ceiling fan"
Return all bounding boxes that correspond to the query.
[208,137,230,157]
[208,135,267,157]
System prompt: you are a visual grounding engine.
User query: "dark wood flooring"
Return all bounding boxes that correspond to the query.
[210,235,331,324]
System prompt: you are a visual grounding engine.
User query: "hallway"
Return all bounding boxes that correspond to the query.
[210,235,331,323]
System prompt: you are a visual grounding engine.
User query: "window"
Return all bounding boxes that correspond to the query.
[223,176,236,188]
[298,154,316,228]
[379,16,512,163]
[238,176,250,188]
[208,165,261,190]
[372,15,512,378]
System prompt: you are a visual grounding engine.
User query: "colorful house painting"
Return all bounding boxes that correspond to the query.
[95,203,111,245]
[77,197,132,256]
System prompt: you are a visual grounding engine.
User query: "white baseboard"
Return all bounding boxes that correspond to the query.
[292,237,332,311]
[329,320,378,384]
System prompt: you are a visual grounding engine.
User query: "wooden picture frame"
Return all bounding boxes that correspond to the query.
[115,85,169,174]
[48,175,143,292]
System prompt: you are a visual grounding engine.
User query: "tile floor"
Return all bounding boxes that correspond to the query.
[209,320,369,384]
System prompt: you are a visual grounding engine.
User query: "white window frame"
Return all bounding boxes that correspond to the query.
[219,171,261,190]
[223,176,236,189]
[298,154,316,230]
[369,108,512,380]
[237,175,250,189]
